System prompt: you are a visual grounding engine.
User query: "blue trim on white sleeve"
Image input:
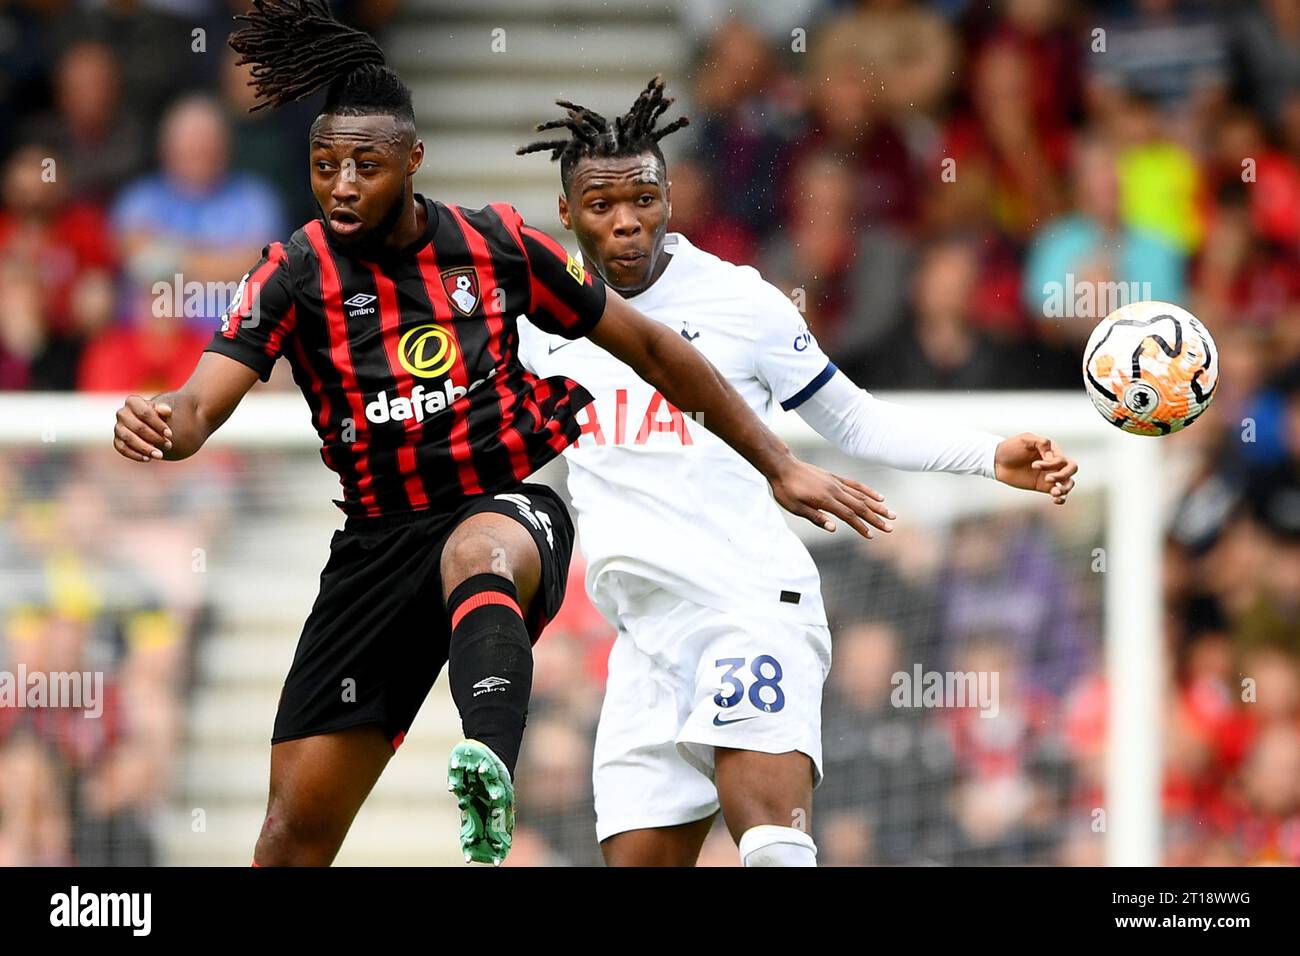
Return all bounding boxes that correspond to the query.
[780,361,838,411]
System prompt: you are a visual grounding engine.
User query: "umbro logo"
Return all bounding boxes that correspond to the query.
[344,293,377,316]
[472,676,511,697]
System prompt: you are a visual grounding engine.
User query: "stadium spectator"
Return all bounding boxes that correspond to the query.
[76,605,187,866]
[1230,0,1300,129]
[513,718,602,867]
[935,513,1096,697]
[0,259,43,391]
[1060,668,1106,830]
[42,0,226,125]
[110,94,285,330]
[687,18,799,237]
[853,235,1035,390]
[0,451,201,865]
[530,620,607,729]
[1086,0,1229,122]
[0,143,116,390]
[815,0,957,123]
[0,731,72,866]
[19,40,149,205]
[815,810,874,867]
[1211,723,1300,864]
[758,149,913,364]
[664,157,758,267]
[962,0,1084,128]
[77,280,211,394]
[940,37,1069,242]
[1192,183,1300,338]
[1111,92,1205,254]
[1205,109,1300,249]
[1242,365,1300,552]
[0,0,52,161]
[942,638,1073,864]
[817,618,959,864]
[787,18,924,229]
[1022,135,1186,350]
[219,45,322,227]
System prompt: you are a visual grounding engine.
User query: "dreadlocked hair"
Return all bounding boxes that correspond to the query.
[516,75,689,191]
[229,0,413,123]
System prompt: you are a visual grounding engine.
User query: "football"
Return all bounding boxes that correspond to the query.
[1082,301,1219,436]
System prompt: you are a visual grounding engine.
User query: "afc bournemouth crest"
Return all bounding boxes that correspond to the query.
[441,267,481,316]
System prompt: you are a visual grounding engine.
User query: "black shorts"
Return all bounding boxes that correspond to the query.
[271,482,574,749]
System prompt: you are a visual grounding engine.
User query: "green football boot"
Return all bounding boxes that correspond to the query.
[447,739,515,865]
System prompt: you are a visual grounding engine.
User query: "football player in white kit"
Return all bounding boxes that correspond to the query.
[516,78,1079,866]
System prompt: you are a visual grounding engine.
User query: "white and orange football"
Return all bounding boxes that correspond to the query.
[1082,301,1219,436]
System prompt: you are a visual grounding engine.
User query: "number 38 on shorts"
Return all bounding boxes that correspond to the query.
[714,656,786,713]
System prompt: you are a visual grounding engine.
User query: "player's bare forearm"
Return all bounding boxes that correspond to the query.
[587,293,894,539]
[646,328,796,476]
[114,352,259,462]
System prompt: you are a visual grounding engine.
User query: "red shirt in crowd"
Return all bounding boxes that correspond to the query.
[77,323,211,394]
[0,203,116,335]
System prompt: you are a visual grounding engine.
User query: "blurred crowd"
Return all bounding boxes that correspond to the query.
[0,448,245,865]
[2,0,1299,866]
[0,0,376,866]
[0,0,395,392]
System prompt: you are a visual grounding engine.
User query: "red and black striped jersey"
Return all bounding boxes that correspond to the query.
[205,195,607,517]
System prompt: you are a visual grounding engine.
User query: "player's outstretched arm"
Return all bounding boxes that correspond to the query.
[794,371,1078,505]
[587,292,894,539]
[113,352,261,462]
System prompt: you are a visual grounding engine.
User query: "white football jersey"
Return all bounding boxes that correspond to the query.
[519,233,837,627]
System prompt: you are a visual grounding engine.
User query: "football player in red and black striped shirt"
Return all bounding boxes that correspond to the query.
[110,0,886,866]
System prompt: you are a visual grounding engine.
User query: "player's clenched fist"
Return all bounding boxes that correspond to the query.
[769,458,896,540]
[114,395,174,462]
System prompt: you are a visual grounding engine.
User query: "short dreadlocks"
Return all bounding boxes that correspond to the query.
[516,75,689,193]
[228,0,414,128]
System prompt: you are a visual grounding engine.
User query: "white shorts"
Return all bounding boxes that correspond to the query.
[591,586,832,843]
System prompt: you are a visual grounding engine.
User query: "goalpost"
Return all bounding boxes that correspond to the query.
[0,390,1164,866]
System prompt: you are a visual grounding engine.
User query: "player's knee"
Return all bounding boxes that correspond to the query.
[440,527,519,599]
[253,801,347,866]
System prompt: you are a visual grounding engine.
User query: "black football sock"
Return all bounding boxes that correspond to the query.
[446,573,533,778]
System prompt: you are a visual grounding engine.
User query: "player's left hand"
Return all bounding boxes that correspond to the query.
[769,457,895,538]
[994,433,1078,505]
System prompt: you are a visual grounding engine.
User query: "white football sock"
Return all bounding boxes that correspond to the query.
[738,825,817,867]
